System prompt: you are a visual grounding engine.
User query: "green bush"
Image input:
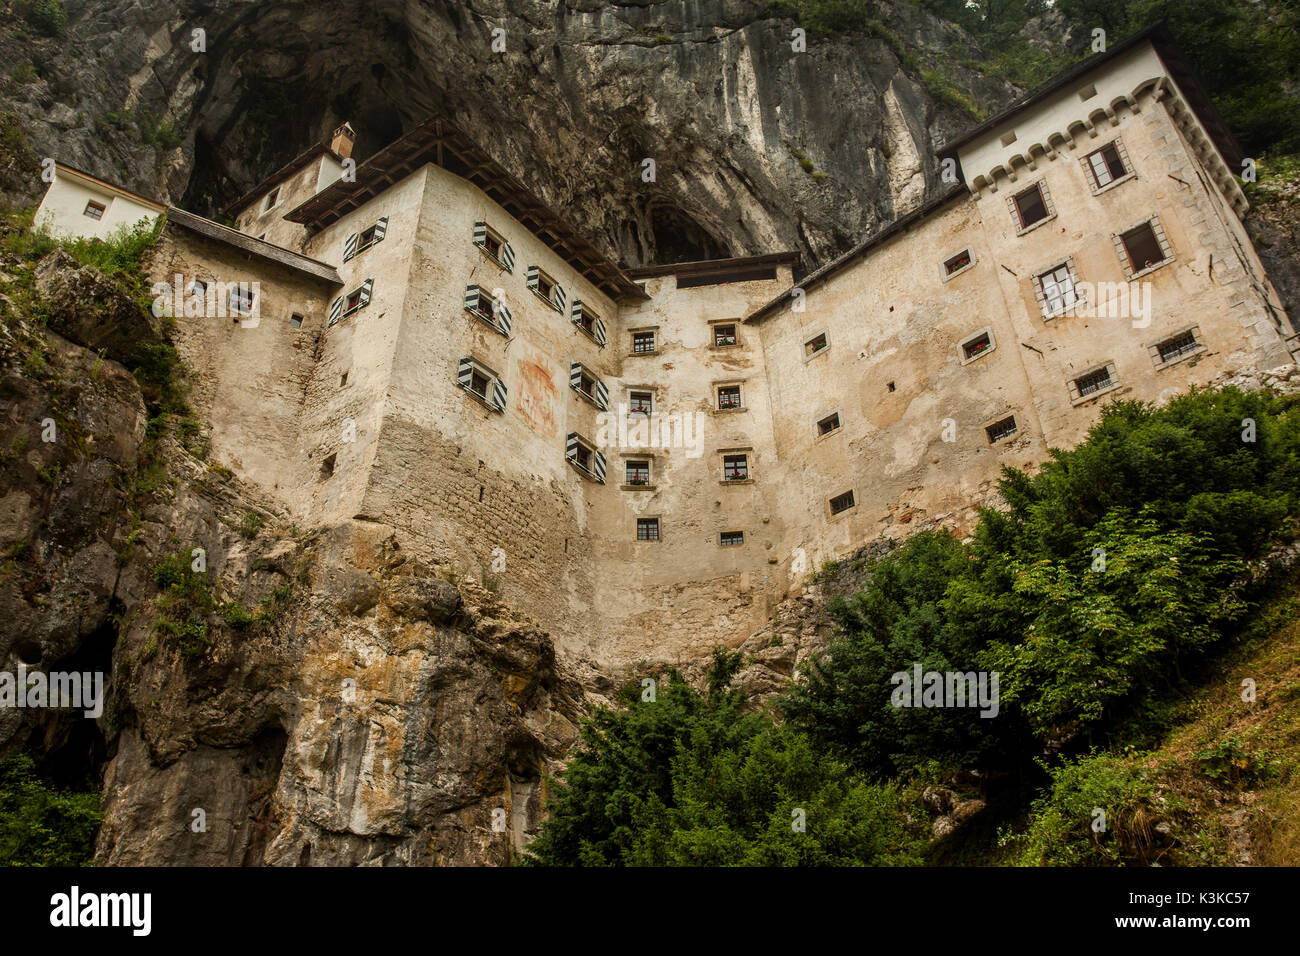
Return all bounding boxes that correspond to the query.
[22,0,67,38]
[526,650,925,865]
[1016,752,1158,866]
[0,754,101,866]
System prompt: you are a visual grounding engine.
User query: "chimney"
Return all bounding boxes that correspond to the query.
[330,122,356,160]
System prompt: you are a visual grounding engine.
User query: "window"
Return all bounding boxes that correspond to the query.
[83,200,105,220]
[463,285,511,336]
[457,357,507,412]
[569,363,608,409]
[943,248,974,279]
[629,391,653,414]
[228,284,257,315]
[572,302,607,346]
[804,331,828,358]
[985,416,1018,444]
[626,460,650,485]
[1152,328,1202,366]
[343,218,389,261]
[331,279,374,326]
[1084,141,1128,191]
[636,518,660,541]
[829,490,855,515]
[816,411,841,437]
[961,330,994,362]
[1037,263,1078,318]
[566,433,606,483]
[723,454,749,482]
[290,313,303,328]
[319,453,336,479]
[1119,220,1170,276]
[1011,182,1051,231]
[339,372,348,387]
[1071,363,1118,403]
[632,330,656,354]
[527,266,565,311]
[713,324,737,347]
[720,531,744,547]
[262,187,280,212]
[717,384,742,410]
[185,278,207,299]
[472,220,514,271]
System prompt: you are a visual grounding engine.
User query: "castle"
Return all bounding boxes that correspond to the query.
[35,26,1296,666]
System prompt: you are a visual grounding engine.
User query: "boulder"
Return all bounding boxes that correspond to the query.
[34,249,162,363]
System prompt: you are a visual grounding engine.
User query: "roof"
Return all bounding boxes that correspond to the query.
[939,22,1242,170]
[223,142,344,219]
[282,116,647,302]
[745,185,967,323]
[625,252,799,280]
[164,207,342,285]
[53,163,166,210]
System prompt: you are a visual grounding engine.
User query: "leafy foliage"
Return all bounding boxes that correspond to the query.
[526,651,925,866]
[0,755,101,866]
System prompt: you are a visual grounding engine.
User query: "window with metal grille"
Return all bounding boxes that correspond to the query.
[944,249,972,276]
[1038,264,1077,316]
[629,391,653,414]
[1086,142,1127,189]
[1121,222,1166,274]
[829,490,855,515]
[637,517,659,541]
[626,460,650,485]
[633,331,656,353]
[962,331,992,360]
[573,443,592,471]
[720,531,744,547]
[804,332,828,357]
[1014,183,1048,228]
[717,385,742,409]
[1157,330,1199,364]
[713,324,737,346]
[723,454,749,481]
[985,416,1018,444]
[817,412,841,436]
[1075,366,1114,398]
[469,368,490,399]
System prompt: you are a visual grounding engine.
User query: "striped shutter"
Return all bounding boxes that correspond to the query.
[526,265,539,291]
[500,241,515,272]
[592,450,607,484]
[594,317,607,347]
[594,379,609,411]
[328,296,343,327]
[473,221,486,247]
[565,433,579,463]
[343,233,358,262]
[358,278,373,308]
[491,378,507,412]
[569,362,582,390]
[373,216,388,241]
[553,284,567,312]
[571,300,583,326]
[496,301,512,337]
[457,357,473,389]
[463,285,480,313]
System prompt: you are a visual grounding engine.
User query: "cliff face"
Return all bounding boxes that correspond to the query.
[1,0,1013,267]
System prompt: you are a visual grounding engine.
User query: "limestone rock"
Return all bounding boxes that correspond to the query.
[384,576,463,625]
[34,250,162,364]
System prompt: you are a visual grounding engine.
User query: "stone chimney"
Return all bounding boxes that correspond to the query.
[330,122,356,160]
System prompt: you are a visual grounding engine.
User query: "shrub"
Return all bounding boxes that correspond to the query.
[0,754,101,866]
[22,0,67,38]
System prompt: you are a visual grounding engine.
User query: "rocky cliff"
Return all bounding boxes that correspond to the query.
[0,0,1013,267]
